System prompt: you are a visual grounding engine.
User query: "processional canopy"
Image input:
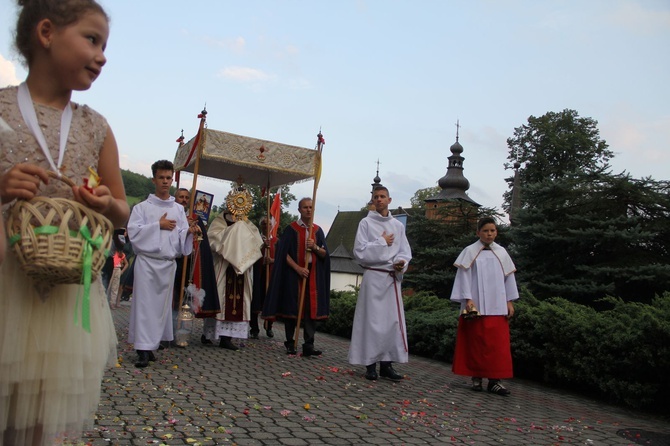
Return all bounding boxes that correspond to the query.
[174,128,318,188]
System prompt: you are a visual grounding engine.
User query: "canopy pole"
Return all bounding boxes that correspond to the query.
[177,107,208,316]
[265,180,272,291]
[175,130,184,188]
[295,130,325,350]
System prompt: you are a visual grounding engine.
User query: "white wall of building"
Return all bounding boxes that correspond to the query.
[330,272,362,292]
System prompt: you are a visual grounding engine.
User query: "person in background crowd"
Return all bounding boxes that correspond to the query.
[250,217,276,339]
[108,229,129,309]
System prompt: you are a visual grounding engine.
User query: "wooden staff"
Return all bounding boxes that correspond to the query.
[177,108,208,316]
[294,131,325,349]
[265,182,271,291]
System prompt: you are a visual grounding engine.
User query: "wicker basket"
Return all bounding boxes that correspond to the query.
[6,171,113,286]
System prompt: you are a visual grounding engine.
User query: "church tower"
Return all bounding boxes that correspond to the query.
[367,159,384,210]
[424,122,480,220]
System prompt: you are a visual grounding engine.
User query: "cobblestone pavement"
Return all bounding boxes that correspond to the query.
[82,303,670,445]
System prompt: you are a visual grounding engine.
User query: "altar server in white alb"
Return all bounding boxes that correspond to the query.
[349,186,412,381]
[450,216,519,396]
[127,160,197,368]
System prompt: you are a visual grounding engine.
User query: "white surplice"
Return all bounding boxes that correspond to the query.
[127,194,193,350]
[450,241,519,315]
[348,211,412,366]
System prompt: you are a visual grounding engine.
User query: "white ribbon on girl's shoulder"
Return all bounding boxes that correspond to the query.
[17,82,72,176]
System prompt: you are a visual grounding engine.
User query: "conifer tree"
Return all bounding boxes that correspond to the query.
[505,109,670,304]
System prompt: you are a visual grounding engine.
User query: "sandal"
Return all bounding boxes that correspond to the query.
[471,377,483,392]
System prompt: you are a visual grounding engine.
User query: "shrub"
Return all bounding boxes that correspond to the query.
[320,286,670,413]
[404,291,459,361]
[320,290,358,338]
[512,291,670,412]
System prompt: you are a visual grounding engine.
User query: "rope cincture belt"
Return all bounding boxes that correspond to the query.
[9,224,104,333]
[363,266,409,353]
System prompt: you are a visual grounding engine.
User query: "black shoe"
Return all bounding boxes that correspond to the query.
[219,337,239,351]
[302,344,322,357]
[147,351,156,362]
[284,341,297,355]
[201,335,213,345]
[487,380,511,396]
[365,364,378,381]
[264,320,274,338]
[135,350,150,368]
[380,363,403,381]
[249,331,259,340]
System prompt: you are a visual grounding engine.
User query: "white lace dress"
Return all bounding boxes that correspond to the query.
[0,86,117,446]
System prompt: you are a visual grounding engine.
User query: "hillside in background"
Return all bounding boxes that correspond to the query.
[121,169,175,206]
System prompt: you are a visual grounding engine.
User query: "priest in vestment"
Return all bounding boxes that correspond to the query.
[203,209,263,350]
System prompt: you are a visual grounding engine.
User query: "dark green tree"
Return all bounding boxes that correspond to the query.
[510,172,670,304]
[503,109,670,304]
[404,204,505,299]
[503,109,614,211]
[409,185,440,208]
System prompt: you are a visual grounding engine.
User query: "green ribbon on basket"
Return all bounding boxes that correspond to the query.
[10,224,103,333]
[8,225,60,246]
[75,225,104,333]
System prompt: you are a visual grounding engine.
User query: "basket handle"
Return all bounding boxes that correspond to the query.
[47,170,76,188]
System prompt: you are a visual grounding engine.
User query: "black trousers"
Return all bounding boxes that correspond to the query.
[249,312,273,333]
[284,272,317,345]
[284,317,316,346]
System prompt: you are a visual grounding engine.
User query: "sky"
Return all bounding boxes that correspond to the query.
[1,0,668,232]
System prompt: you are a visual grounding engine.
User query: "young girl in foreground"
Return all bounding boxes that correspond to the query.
[0,0,129,444]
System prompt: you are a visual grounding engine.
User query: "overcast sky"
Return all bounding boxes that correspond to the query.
[1,0,668,231]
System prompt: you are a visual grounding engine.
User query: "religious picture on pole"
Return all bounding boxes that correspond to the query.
[193,190,214,226]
